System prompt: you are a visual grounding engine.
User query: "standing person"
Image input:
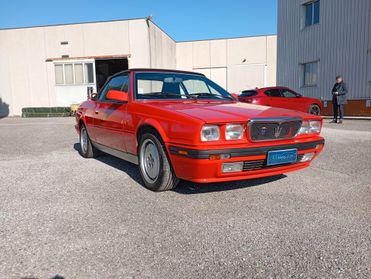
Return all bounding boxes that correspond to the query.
[331,75,348,124]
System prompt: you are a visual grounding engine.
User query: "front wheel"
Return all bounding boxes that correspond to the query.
[139,133,179,191]
[79,124,99,158]
[309,104,321,115]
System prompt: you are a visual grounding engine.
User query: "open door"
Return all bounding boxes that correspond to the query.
[95,58,129,92]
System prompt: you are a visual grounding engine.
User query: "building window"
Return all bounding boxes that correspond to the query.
[54,62,94,85]
[303,61,318,86]
[305,0,320,27]
[368,51,371,82]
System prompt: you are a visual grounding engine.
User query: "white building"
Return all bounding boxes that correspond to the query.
[0,18,277,116]
[277,0,371,116]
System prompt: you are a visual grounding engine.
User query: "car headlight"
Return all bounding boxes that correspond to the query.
[298,120,321,135]
[201,125,220,141]
[225,124,244,140]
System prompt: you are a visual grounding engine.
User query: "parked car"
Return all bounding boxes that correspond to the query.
[75,69,324,191]
[238,86,323,115]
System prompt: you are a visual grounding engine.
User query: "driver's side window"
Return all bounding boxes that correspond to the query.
[99,74,129,102]
[281,89,298,98]
[265,89,281,97]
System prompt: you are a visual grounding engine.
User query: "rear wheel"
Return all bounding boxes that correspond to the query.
[139,133,179,191]
[309,104,321,115]
[79,124,99,158]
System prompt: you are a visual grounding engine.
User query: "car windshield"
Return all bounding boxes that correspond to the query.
[135,72,233,100]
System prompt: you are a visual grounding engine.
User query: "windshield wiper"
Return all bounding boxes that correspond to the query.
[142,92,188,98]
[189,92,231,100]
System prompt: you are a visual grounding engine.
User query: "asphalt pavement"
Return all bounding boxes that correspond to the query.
[0,117,370,278]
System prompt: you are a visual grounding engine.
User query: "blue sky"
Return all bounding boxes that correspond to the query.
[0,0,277,41]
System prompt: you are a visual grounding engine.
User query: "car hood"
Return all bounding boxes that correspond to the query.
[140,100,312,123]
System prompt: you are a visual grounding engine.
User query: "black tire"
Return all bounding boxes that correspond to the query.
[79,123,99,158]
[138,133,179,191]
[309,104,321,115]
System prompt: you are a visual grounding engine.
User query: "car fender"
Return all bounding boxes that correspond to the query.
[136,118,169,143]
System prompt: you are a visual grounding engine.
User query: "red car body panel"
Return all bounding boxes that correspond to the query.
[76,69,324,184]
[238,86,323,114]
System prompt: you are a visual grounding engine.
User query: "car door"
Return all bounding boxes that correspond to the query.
[264,89,287,108]
[93,74,130,151]
[280,89,303,111]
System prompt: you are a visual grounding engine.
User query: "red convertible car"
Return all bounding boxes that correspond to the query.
[75,69,324,191]
[238,86,323,115]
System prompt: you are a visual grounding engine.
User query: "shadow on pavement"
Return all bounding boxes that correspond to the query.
[73,143,286,194]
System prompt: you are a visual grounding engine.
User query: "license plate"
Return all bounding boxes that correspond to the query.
[267,149,298,166]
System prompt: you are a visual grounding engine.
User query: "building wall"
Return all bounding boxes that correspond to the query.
[0,18,276,116]
[148,22,176,69]
[176,35,277,93]
[0,19,151,116]
[277,0,371,101]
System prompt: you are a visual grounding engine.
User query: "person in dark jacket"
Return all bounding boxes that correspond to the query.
[331,75,348,124]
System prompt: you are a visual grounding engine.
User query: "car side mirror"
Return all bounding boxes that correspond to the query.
[106,89,129,102]
[296,94,302,98]
[90,93,98,100]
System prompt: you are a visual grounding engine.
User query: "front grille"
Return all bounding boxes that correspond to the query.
[249,118,302,142]
[242,154,304,171]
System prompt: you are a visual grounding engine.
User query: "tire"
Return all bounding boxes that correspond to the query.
[309,104,321,115]
[79,123,99,158]
[138,133,179,191]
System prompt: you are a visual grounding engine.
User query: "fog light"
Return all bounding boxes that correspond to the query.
[220,154,231,160]
[222,162,243,173]
[300,152,315,162]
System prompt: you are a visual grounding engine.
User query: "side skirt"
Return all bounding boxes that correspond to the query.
[92,141,139,165]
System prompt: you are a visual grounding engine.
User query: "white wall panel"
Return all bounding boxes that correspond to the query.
[192,41,210,68]
[227,64,265,93]
[210,40,227,67]
[176,42,193,70]
[210,68,227,90]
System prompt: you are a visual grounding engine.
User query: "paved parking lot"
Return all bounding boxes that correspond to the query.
[0,117,370,278]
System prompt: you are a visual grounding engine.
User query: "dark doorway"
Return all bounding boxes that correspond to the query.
[95,58,128,92]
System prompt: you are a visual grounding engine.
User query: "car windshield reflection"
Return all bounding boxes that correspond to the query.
[135,72,233,100]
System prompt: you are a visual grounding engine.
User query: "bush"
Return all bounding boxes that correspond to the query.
[22,107,72,118]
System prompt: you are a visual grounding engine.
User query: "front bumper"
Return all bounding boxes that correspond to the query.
[167,138,324,183]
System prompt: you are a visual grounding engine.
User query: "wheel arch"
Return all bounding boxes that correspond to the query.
[308,103,322,115]
[136,120,169,147]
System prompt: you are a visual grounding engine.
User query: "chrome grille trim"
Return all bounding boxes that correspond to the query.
[242,154,304,171]
[248,117,302,142]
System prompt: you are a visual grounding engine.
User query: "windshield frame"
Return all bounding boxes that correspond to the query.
[133,71,233,101]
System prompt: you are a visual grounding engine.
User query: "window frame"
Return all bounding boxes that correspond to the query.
[280,89,300,98]
[133,71,232,101]
[304,0,320,28]
[367,50,371,83]
[240,90,258,97]
[264,89,282,97]
[302,61,319,87]
[98,73,130,103]
[54,61,95,86]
